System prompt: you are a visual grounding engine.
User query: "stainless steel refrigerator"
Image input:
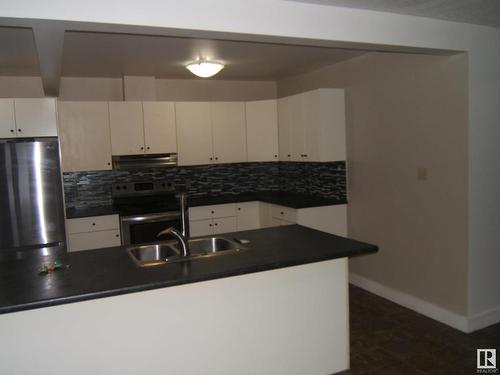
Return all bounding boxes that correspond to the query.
[0,138,66,255]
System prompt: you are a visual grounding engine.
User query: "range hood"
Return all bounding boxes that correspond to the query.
[112,153,177,170]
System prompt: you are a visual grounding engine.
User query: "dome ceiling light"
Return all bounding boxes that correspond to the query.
[185,59,224,78]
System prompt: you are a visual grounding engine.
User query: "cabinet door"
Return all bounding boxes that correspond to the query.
[236,201,261,231]
[277,96,292,161]
[14,98,57,137]
[288,94,306,162]
[301,90,319,161]
[68,229,121,252]
[317,88,346,162]
[189,219,214,237]
[58,101,113,172]
[213,216,237,235]
[0,99,16,138]
[245,100,279,162]
[210,102,247,164]
[109,101,145,155]
[143,102,177,154]
[175,102,213,165]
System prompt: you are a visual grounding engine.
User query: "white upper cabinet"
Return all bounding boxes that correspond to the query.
[210,102,247,164]
[142,102,177,154]
[315,88,346,162]
[176,101,247,166]
[58,101,112,172]
[245,100,279,162]
[277,88,346,162]
[0,98,57,138]
[288,93,306,161]
[14,98,58,137]
[0,99,16,138]
[278,96,292,161]
[176,102,213,165]
[109,101,145,155]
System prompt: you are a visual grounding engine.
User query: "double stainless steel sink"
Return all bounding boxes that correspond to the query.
[127,237,247,267]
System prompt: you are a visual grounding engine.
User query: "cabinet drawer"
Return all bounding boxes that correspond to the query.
[68,229,121,252]
[189,219,214,237]
[189,204,236,220]
[270,205,297,223]
[66,214,120,234]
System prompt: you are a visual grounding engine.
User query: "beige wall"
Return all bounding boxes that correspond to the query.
[0,76,44,97]
[278,52,469,315]
[55,77,276,101]
[156,78,276,101]
[59,77,124,101]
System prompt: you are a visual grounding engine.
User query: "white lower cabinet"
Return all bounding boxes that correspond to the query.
[189,202,348,238]
[68,230,121,252]
[236,201,261,231]
[188,203,237,237]
[296,204,347,237]
[189,217,237,237]
[66,214,121,252]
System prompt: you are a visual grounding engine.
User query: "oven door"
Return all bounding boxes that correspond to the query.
[120,212,182,245]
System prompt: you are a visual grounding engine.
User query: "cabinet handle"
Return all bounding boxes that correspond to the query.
[107,162,111,166]
[115,234,119,238]
[274,154,278,158]
[92,223,96,226]
[280,212,284,215]
[140,146,144,150]
[209,223,212,227]
[18,129,22,133]
[214,223,218,226]
[10,129,14,133]
[237,207,241,211]
[210,157,213,161]
[211,210,215,214]
[215,157,218,161]
[146,146,150,150]
[287,154,291,157]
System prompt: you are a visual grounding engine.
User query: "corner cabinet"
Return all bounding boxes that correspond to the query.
[278,88,346,162]
[175,102,247,166]
[0,98,57,138]
[57,101,113,172]
[109,101,177,156]
[245,100,279,162]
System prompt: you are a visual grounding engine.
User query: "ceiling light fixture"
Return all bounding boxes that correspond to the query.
[186,59,224,78]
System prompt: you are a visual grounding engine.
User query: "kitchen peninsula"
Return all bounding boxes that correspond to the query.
[0,225,376,375]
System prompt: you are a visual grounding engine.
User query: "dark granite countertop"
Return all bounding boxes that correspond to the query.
[0,225,376,315]
[66,191,347,219]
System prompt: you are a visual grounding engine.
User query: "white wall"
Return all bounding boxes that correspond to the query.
[1,0,500,325]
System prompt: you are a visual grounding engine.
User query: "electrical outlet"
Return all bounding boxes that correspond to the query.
[417,167,428,181]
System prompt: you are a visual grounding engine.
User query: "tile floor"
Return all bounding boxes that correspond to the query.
[338,285,500,374]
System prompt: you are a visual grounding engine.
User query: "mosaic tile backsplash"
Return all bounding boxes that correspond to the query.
[63,161,346,209]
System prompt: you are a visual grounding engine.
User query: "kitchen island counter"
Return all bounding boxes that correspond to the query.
[0,225,375,315]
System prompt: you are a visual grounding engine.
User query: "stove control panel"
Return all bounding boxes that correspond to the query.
[111,180,175,198]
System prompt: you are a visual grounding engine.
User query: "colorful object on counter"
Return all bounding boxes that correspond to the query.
[38,261,70,275]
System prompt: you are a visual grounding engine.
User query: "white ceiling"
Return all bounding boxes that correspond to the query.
[290,0,500,29]
[60,31,366,80]
[0,27,40,75]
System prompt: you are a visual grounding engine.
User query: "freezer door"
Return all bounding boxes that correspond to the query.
[0,139,66,251]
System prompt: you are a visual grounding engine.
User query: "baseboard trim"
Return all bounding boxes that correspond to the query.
[349,272,470,333]
[468,305,500,332]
